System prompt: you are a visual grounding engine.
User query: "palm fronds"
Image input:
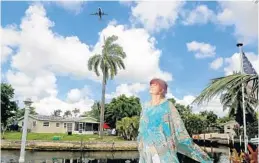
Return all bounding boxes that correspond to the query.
[192,73,258,105]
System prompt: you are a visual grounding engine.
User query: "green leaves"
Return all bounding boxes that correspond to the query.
[105,95,141,128]
[192,73,258,105]
[192,73,258,126]
[88,35,127,83]
[1,83,18,127]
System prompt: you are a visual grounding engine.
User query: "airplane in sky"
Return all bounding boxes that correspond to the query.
[90,7,108,20]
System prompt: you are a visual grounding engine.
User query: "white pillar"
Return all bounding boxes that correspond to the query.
[19,98,32,163]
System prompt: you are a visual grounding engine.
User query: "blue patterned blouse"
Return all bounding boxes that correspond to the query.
[137,99,213,163]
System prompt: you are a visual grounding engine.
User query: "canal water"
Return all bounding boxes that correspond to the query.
[1,146,231,163]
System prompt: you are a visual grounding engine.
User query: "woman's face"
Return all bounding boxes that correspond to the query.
[149,82,163,96]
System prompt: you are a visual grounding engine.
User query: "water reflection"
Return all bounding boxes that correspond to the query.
[1,146,231,163]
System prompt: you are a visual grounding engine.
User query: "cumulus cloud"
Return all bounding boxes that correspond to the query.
[186,41,216,58]
[191,96,227,117]
[216,1,258,44]
[181,5,215,25]
[2,3,173,114]
[210,57,223,70]
[54,1,85,14]
[181,2,258,45]
[130,1,185,32]
[167,88,227,117]
[33,94,94,115]
[96,23,173,83]
[106,83,147,99]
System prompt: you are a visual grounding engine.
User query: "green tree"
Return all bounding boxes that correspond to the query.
[72,108,80,117]
[184,114,206,135]
[52,109,62,117]
[192,73,258,126]
[16,107,38,118]
[220,83,257,125]
[116,116,139,140]
[105,95,141,128]
[63,110,72,118]
[84,101,109,121]
[1,83,18,127]
[88,35,126,138]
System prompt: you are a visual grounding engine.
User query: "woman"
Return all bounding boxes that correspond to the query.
[137,78,212,163]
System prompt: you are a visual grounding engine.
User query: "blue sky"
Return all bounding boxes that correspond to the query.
[1,1,258,116]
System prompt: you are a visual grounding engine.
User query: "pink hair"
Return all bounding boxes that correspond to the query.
[150,78,168,97]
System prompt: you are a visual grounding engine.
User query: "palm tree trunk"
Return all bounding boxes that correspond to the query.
[99,73,106,138]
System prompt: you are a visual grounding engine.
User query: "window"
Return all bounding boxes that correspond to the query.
[56,123,60,127]
[227,126,231,129]
[64,123,66,128]
[33,121,36,127]
[22,122,24,126]
[43,122,49,127]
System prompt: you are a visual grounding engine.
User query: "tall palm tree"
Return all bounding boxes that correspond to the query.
[192,73,258,125]
[88,35,126,138]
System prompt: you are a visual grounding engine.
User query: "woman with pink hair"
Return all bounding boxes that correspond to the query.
[137,78,212,163]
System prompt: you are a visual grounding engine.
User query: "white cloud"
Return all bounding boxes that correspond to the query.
[216,1,258,44]
[54,1,85,14]
[166,88,226,117]
[33,94,94,115]
[95,23,173,83]
[119,0,135,6]
[106,83,147,99]
[191,96,227,117]
[210,57,223,70]
[224,52,259,76]
[182,5,215,25]
[1,46,13,63]
[67,85,92,103]
[166,88,195,106]
[130,1,185,32]
[2,4,94,80]
[186,41,216,58]
[6,70,57,101]
[67,89,81,103]
[2,4,173,115]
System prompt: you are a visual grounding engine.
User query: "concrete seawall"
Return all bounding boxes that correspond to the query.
[0,140,138,151]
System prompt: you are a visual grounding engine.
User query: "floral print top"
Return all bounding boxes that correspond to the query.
[137,99,213,163]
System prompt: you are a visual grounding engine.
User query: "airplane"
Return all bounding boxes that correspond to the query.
[90,7,108,20]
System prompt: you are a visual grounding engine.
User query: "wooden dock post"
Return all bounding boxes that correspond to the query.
[239,135,242,147]
[210,134,213,153]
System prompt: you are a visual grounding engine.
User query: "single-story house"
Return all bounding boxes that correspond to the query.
[18,115,99,134]
[223,120,238,136]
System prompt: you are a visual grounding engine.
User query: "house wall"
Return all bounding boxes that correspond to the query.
[19,117,74,134]
[32,121,71,134]
[18,116,99,134]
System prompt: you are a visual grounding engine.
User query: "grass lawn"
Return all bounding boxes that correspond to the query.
[2,132,125,142]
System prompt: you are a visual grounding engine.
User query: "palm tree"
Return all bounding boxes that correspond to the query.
[88,35,126,138]
[192,73,258,126]
[220,83,257,125]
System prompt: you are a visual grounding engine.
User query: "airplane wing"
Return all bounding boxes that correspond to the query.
[90,12,98,15]
[102,12,108,15]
